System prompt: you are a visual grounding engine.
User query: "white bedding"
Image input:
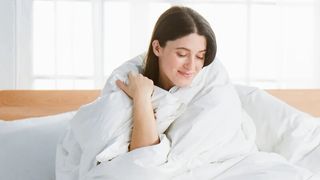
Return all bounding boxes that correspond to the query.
[1,85,319,180]
[0,111,76,180]
[54,54,320,180]
[55,55,253,179]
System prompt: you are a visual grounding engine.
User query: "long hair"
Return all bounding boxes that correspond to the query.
[143,6,217,86]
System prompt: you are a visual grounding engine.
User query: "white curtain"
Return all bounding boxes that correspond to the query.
[14,0,320,89]
[15,0,33,89]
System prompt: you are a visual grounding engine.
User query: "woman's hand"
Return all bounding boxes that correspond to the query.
[116,72,159,151]
[116,71,154,100]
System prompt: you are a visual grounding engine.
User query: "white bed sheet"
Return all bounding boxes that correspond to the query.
[0,111,76,180]
[0,85,319,180]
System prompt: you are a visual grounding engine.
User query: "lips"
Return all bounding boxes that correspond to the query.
[178,70,193,78]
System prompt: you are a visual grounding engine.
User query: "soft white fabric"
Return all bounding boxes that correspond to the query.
[1,65,319,180]
[56,55,257,179]
[56,54,318,180]
[214,152,312,180]
[60,85,185,179]
[235,85,320,174]
[0,111,76,180]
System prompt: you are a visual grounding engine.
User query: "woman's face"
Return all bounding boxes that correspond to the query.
[153,33,206,90]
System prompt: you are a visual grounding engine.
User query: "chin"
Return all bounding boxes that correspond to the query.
[175,80,193,88]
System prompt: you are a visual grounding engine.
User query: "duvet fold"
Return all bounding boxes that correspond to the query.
[56,54,318,180]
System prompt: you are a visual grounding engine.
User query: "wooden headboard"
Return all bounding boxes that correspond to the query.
[267,89,320,117]
[0,90,100,121]
[0,89,319,121]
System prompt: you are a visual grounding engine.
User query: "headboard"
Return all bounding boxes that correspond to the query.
[0,90,100,121]
[0,89,319,121]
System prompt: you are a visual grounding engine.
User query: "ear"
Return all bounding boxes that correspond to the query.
[152,40,161,57]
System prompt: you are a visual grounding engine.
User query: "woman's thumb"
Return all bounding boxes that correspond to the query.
[116,80,128,94]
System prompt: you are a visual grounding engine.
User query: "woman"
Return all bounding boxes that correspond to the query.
[57,6,317,180]
[115,6,217,152]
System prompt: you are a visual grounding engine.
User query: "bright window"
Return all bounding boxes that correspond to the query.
[31,0,320,89]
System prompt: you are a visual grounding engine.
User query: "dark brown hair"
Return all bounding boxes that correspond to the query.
[143,6,217,86]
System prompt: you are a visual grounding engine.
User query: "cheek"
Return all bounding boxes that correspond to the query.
[159,57,178,76]
[165,56,182,71]
[195,61,204,72]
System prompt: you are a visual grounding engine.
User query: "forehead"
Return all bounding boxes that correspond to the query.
[165,33,206,52]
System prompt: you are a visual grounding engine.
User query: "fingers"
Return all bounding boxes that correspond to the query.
[128,71,136,76]
[116,71,139,98]
[116,80,129,95]
[128,71,146,79]
[117,71,153,99]
[128,71,138,80]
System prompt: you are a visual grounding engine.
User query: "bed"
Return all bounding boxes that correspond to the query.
[0,88,319,180]
[0,89,319,120]
[0,90,101,121]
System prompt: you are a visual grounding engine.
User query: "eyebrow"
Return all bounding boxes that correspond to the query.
[176,47,206,53]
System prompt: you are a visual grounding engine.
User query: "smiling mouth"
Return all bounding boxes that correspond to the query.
[178,71,193,78]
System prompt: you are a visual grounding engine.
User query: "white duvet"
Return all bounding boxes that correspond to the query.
[56,54,320,180]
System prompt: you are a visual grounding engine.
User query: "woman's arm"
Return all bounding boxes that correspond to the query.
[130,95,159,151]
[116,72,160,151]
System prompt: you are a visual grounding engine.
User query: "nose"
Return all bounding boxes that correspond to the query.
[183,57,195,70]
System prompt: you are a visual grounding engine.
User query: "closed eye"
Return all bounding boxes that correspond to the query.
[177,52,187,57]
[197,56,205,60]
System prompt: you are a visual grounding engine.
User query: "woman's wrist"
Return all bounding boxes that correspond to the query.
[133,91,152,101]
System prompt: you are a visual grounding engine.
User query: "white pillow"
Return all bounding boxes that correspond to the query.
[0,111,76,180]
[235,84,320,173]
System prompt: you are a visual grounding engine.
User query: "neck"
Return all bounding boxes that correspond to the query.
[158,76,173,91]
